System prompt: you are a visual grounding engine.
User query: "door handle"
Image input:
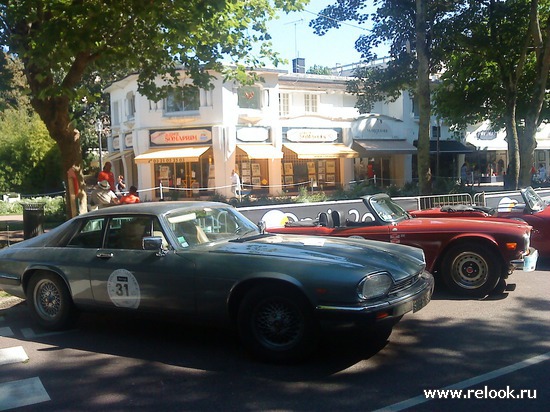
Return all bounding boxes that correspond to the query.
[96,252,113,259]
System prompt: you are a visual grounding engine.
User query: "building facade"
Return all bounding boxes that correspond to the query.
[105,64,471,201]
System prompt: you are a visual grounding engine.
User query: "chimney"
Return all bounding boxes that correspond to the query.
[292,58,305,74]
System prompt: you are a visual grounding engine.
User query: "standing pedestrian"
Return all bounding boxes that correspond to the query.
[230,169,241,198]
[116,175,126,196]
[98,161,115,191]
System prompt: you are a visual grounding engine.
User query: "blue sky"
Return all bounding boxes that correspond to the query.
[266,1,382,72]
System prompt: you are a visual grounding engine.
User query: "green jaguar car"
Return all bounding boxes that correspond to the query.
[0,202,433,362]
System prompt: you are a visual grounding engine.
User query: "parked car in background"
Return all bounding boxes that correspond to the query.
[267,193,538,298]
[0,202,433,362]
[410,186,550,258]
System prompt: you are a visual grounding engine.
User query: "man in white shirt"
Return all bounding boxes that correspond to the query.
[90,180,120,210]
[230,169,241,198]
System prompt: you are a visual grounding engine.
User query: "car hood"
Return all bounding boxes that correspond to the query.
[201,234,426,280]
[403,216,531,233]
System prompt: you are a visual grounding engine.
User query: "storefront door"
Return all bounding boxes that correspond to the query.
[176,162,200,197]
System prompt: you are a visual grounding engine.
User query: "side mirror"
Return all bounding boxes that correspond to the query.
[143,236,168,256]
[257,220,266,234]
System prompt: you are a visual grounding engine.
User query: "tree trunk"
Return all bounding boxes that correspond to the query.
[504,98,520,190]
[31,96,88,218]
[519,120,537,187]
[416,0,431,195]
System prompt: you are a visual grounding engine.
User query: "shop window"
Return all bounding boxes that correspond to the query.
[235,151,269,194]
[238,86,261,110]
[279,93,290,116]
[304,94,318,113]
[282,148,339,192]
[165,87,200,113]
[153,149,214,199]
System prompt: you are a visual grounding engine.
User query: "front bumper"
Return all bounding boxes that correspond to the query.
[511,247,538,272]
[315,270,434,323]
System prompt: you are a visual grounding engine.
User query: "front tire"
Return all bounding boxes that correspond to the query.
[26,272,78,330]
[237,285,318,363]
[441,243,501,298]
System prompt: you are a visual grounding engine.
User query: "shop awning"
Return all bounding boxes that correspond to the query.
[465,121,507,151]
[237,144,283,159]
[135,146,210,164]
[104,149,134,162]
[353,139,417,155]
[414,140,473,154]
[283,143,358,159]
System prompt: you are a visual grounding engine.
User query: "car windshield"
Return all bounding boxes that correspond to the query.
[522,187,546,213]
[164,206,259,247]
[367,195,410,223]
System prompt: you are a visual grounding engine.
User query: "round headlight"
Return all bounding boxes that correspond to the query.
[358,272,393,300]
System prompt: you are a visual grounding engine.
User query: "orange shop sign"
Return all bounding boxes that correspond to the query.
[150,129,212,145]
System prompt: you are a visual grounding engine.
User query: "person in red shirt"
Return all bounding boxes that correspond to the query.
[119,186,140,204]
[97,161,115,191]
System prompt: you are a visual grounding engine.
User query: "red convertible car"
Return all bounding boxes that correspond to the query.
[410,187,550,257]
[267,193,538,298]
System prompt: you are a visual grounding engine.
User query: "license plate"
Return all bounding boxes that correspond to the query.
[413,292,431,312]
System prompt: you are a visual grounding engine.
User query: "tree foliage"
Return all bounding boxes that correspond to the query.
[312,0,550,190]
[0,0,307,217]
[307,64,333,75]
[311,0,458,194]
[0,107,62,194]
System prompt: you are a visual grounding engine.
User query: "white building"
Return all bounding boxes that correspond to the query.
[105,61,471,200]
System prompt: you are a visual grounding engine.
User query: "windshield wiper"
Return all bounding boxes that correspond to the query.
[230,230,271,242]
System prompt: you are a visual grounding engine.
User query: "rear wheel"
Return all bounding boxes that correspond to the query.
[441,243,501,298]
[26,272,78,330]
[237,285,318,362]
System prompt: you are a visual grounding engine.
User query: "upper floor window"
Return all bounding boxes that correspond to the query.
[411,97,419,118]
[279,93,290,116]
[112,101,120,126]
[126,92,136,119]
[304,94,318,113]
[238,86,261,110]
[165,87,200,113]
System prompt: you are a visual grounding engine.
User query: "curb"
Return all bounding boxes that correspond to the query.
[0,295,24,310]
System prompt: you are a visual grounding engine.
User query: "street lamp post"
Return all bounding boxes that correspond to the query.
[95,119,103,171]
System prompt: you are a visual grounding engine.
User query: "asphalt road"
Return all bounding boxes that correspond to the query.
[1,261,549,412]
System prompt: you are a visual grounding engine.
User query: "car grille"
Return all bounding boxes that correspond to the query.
[389,272,420,295]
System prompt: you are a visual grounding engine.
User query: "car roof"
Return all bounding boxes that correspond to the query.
[82,201,230,219]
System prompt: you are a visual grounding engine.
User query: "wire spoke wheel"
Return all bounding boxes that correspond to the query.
[34,278,62,320]
[238,285,318,362]
[253,297,304,349]
[26,272,78,330]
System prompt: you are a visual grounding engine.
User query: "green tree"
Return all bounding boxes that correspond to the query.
[307,64,333,75]
[0,0,306,217]
[311,0,458,194]
[0,107,62,193]
[313,0,549,191]
[434,0,550,189]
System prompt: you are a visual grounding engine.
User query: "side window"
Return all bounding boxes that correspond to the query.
[67,218,105,248]
[105,216,153,250]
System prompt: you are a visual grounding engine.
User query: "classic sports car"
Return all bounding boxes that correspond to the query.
[410,187,550,257]
[0,202,433,362]
[267,194,538,298]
